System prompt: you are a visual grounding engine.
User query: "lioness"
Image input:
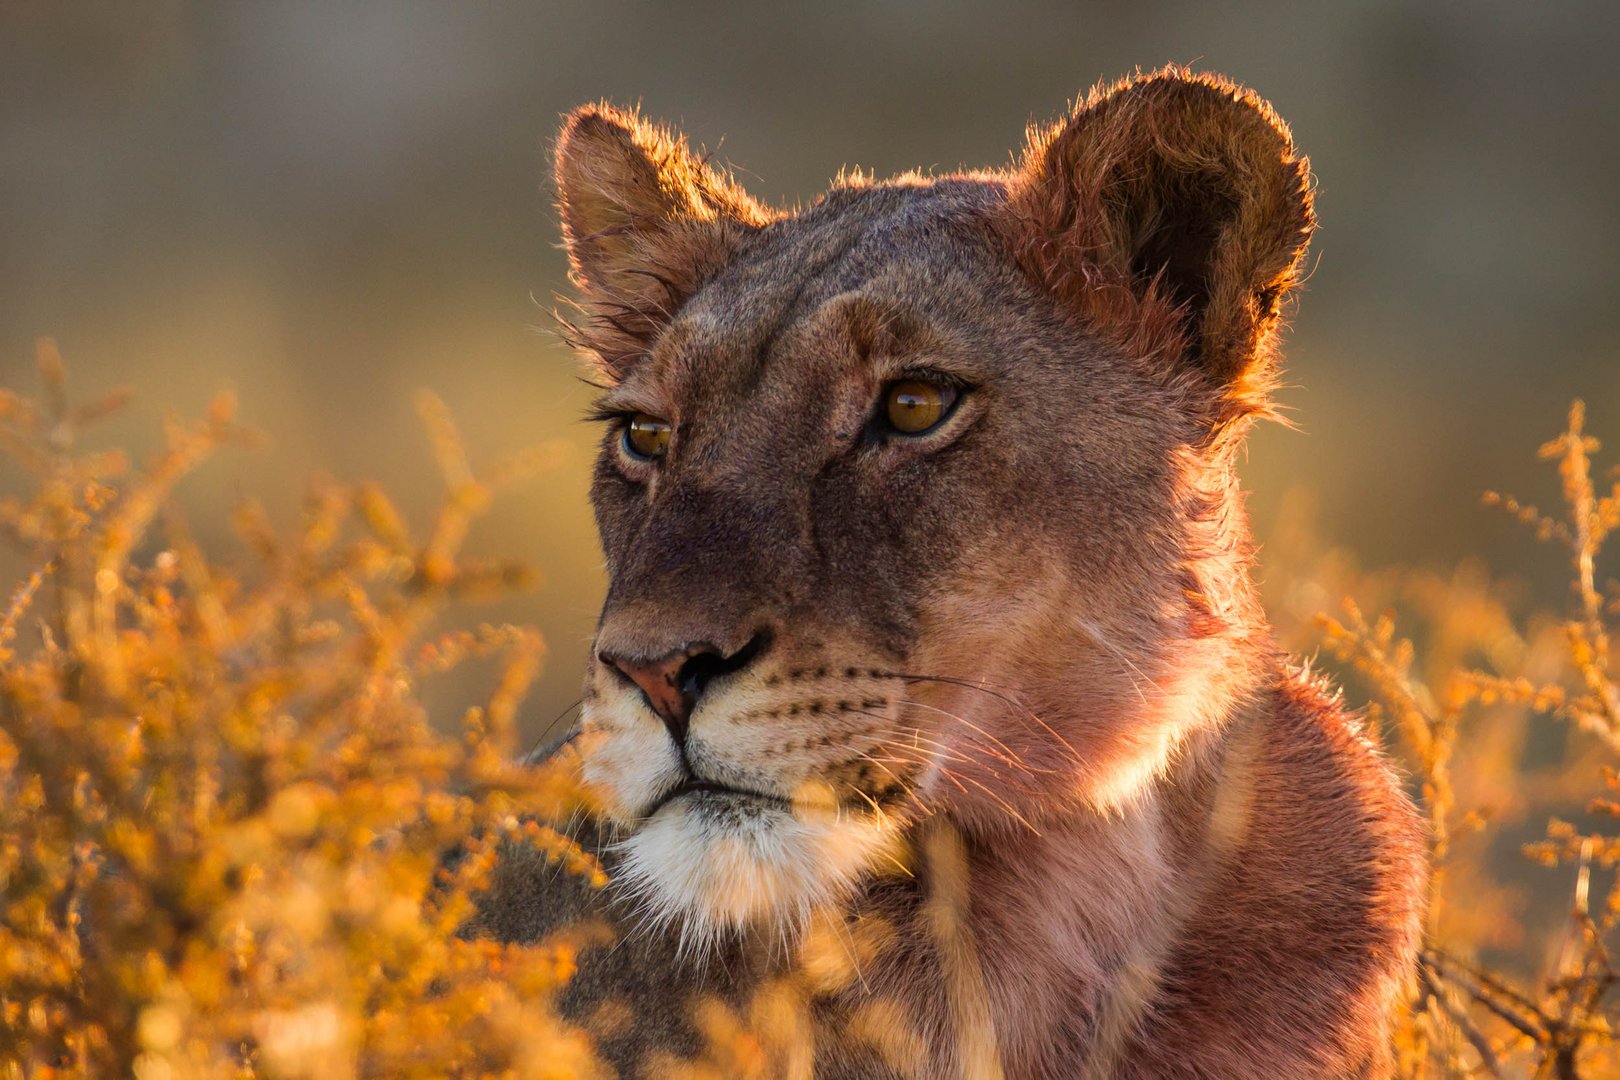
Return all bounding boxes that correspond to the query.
[472,68,1426,1079]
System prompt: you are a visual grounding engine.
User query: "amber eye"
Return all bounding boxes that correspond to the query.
[883,380,956,435]
[624,414,671,460]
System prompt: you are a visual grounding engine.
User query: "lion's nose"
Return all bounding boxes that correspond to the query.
[599,631,771,746]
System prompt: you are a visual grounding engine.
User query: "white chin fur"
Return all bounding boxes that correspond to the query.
[617,793,898,952]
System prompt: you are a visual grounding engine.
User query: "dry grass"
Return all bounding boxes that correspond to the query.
[2,340,1617,1077]
[1,341,606,1078]
[1271,402,1620,1077]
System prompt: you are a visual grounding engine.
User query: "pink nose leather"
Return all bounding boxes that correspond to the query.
[599,631,770,747]
[608,652,694,739]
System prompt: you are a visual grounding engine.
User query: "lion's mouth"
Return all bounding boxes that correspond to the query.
[647,776,789,816]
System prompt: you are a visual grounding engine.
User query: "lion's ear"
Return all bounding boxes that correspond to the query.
[1003,69,1314,417]
[550,105,764,374]
[557,103,764,297]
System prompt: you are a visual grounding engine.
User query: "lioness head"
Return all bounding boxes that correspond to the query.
[557,68,1313,943]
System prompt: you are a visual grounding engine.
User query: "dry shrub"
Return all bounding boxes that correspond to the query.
[4,337,1619,1078]
[0,341,607,1079]
[1269,403,1620,1077]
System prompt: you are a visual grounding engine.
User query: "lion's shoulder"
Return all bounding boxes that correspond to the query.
[1114,666,1428,1077]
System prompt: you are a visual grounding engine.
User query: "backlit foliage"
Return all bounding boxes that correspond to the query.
[3,338,1619,1077]
[0,341,607,1078]
[1271,402,1620,1078]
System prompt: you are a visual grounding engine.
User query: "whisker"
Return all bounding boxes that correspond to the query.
[860,732,1036,833]
[893,672,1085,767]
[894,694,1048,775]
[843,780,887,818]
[892,703,1034,776]
[847,720,976,770]
[955,773,1041,835]
[525,698,584,764]
[846,710,988,801]
[872,726,1042,796]
[847,745,939,813]
[874,733,1046,805]
[1072,622,1155,709]
[866,746,965,801]
[841,788,920,879]
[885,728,981,769]
[853,750,932,802]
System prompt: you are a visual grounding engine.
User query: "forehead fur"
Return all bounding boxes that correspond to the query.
[647,183,1006,364]
[557,67,1313,439]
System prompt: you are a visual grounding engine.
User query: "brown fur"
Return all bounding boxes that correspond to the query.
[470,68,1426,1078]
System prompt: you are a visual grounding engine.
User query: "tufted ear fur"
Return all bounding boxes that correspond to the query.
[555,105,770,376]
[1001,68,1315,422]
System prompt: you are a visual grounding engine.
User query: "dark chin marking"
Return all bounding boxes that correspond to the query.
[684,789,786,826]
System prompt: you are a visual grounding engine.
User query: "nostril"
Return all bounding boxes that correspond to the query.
[675,650,724,701]
[676,657,710,701]
[677,629,772,700]
[597,630,773,741]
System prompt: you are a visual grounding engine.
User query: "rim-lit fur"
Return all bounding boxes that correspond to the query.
[476,67,1427,1079]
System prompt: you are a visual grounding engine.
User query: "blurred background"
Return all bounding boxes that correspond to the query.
[4,0,1619,747]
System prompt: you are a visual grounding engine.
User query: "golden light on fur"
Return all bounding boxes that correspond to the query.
[2,231,1614,1080]
[15,61,1616,1080]
[531,65,1425,1078]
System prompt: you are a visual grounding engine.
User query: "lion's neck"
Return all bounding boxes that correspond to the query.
[897,687,1259,1077]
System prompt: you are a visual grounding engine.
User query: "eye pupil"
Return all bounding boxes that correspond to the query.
[885,380,949,434]
[625,414,671,459]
